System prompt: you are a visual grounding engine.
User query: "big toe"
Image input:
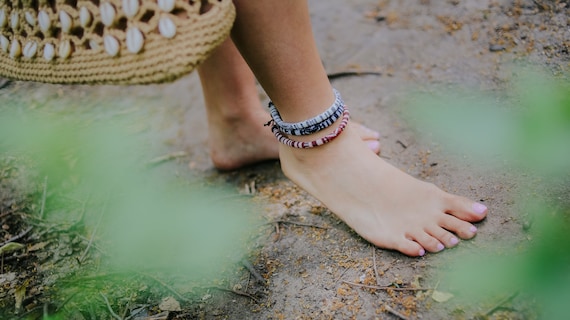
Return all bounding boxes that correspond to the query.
[444,194,488,222]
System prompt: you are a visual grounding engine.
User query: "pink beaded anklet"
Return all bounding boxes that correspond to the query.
[269,109,350,149]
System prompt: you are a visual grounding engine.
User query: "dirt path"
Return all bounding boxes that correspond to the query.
[1,0,568,319]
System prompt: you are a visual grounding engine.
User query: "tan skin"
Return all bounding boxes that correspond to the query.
[197,0,488,256]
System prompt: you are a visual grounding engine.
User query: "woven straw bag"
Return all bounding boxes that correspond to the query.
[0,0,235,84]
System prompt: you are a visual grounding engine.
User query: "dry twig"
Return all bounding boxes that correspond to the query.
[0,226,32,247]
[384,304,410,320]
[241,259,266,285]
[137,272,189,302]
[342,280,432,292]
[209,286,259,303]
[271,219,330,229]
[372,248,381,286]
[484,291,520,317]
[39,176,48,220]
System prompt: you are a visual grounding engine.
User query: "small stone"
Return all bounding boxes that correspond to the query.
[126,27,144,53]
[43,43,55,61]
[38,10,51,33]
[158,0,176,12]
[489,44,506,52]
[9,39,21,59]
[59,11,73,33]
[100,2,116,27]
[58,40,72,59]
[123,0,140,18]
[89,39,99,51]
[79,7,92,27]
[25,11,36,26]
[23,41,38,58]
[158,16,176,39]
[104,35,120,56]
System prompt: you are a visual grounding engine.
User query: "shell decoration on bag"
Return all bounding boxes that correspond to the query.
[0,0,236,84]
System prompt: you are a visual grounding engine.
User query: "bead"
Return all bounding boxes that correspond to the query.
[100,3,116,27]
[0,35,9,53]
[23,41,38,58]
[79,7,92,27]
[122,0,140,18]
[126,27,144,54]
[59,11,73,33]
[58,39,72,59]
[104,35,120,56]
[158,16,176,39]
[10,11,19,29]
[9,39,21,59]
[158,0,176,12]
[38,10,51,33]
[43,43,55,61]
[0,9,6,28]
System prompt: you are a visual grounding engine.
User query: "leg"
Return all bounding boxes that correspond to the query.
[198,38,381,170]
[231,0,487,256]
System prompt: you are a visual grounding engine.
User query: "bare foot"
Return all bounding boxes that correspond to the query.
[279,123,488,256]
[207,108,381,170]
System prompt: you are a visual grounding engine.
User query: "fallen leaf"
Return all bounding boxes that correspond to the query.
[158,296,181,311]
[432,290,454,302]
[0,242,25,255]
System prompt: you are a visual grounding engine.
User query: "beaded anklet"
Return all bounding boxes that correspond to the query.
[268,88,344,136]
[270,109,350,149]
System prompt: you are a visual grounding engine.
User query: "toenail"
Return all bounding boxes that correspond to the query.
[470,226,478,233]
[437,243,445,251]
[368,141,380,150]
[450,237,459,245]
[419,248,426,257]
[472,202,488,215]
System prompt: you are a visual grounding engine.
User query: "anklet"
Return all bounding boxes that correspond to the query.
[268,88,344,136]
[270,109,350,148]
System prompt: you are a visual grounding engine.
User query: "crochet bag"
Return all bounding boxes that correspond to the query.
[0,0,235,84]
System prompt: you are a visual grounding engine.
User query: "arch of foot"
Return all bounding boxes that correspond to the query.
[0,0,206,62]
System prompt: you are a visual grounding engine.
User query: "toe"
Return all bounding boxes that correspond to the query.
[440,214,478,239]
[444,194,488,222]
[427,225,460,248]
[393,238,426,257]
[412,232,445,253]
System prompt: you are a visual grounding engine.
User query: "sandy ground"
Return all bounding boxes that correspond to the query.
[1,0,569,319]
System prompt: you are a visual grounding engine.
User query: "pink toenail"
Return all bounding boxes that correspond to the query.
[419,249,426,256]
[450,237,459,245]
[368,141,380,150]
[437,243,445,251]
[470,226,478,233]
[473,202,488,215]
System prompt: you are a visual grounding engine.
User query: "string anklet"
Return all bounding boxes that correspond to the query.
[270,109,350,149]
[268,88,344,136]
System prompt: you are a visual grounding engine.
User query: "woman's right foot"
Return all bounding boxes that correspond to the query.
[278,123,488,256]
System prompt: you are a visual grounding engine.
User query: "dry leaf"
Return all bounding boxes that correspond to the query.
[158,296,181,311]
[432,290,454,302]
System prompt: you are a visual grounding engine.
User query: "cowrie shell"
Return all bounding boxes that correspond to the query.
[158,16,176,39]
[0,9,6,28]
[23,41,38,58]
[123,0,140,18]
[100,3,116,27]
[104,35,119,56]
[25,11,35,26]
[158,0,175,12]
[89,39,99,51]
[58,39,72,59]
[59,11,73,33]
[9,40,21,59]
[0,35,9,53]
[126,27,144,53]
[38,10,50,33]
[43,43,55,61]
[10,11,19,29]
[79,7,92,27]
